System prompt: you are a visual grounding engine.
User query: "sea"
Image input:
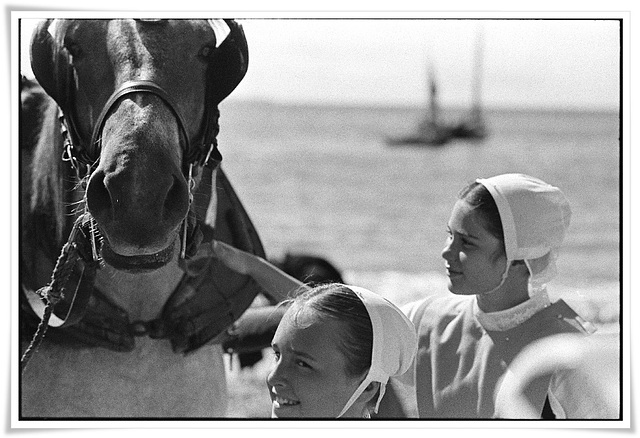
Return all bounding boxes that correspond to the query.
[216,101,621,327]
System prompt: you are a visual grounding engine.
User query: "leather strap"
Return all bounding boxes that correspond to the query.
[89,80,193,165]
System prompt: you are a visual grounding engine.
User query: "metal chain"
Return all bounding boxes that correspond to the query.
[180,164,195,259]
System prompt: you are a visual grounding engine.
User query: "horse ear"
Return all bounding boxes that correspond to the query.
[208,19,249,104]
[30,19,73,110]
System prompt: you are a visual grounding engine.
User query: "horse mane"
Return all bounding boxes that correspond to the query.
[29,95,75,250]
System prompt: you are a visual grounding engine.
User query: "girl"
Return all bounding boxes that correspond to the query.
[212,242,418,418]
[376,173,596,419]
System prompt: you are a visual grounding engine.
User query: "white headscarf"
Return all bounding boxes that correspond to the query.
[337,285,418,418]
[476,173,572,296]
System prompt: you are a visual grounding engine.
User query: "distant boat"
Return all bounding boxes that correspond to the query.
[386,65,452,146]
[387,29,488,147]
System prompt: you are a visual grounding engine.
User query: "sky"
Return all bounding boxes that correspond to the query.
[236,18,620,110]
[18,14,621,111]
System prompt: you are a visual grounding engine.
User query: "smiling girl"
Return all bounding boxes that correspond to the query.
[267,283,417,418]
[376,173,596,419]
[212,242,418,418]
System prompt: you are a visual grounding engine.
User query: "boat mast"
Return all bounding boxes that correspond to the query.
[470,27,484,118]
[427,62,440,126]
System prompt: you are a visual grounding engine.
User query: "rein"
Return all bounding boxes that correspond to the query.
[21,213,101,373]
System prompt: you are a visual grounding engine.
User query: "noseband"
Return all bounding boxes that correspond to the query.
[62,79,222,177]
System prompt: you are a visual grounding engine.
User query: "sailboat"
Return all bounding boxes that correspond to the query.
[386,29,488,147]
[386,64,452,146]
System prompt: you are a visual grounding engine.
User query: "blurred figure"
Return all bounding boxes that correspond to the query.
[495,333,619,419]
[273,252,344,287]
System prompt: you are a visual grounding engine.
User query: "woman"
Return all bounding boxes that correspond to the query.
[376,173,596,419]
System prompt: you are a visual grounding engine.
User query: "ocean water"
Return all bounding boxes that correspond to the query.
[216,102,620,325]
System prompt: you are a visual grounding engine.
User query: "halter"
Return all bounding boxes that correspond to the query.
[31,19,246,178]
[56,78,222,265]
[63,79,222,178]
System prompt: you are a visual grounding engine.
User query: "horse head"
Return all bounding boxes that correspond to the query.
[30,19,248,271]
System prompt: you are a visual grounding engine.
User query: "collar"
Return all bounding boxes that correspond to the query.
[474,288,551,332]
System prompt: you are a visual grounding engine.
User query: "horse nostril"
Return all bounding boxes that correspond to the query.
[163,175,189,223]
[86,170,112,221]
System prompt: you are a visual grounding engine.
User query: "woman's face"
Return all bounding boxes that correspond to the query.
[441,199,508,295]
[266,306,366,418]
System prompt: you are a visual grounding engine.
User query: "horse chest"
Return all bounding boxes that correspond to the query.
[21,338,229,417]
[22,255,232,418]
[93,259,184,321]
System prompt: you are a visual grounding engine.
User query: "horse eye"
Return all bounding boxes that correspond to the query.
[198,45,215,59]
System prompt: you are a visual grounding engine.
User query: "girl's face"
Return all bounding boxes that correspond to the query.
[266,306,366,418]
[441,199,508,295]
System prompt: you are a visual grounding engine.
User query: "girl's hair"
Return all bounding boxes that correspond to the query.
[458,182,506,260]
[458,182,526,266]
[458,182,504,242]
[290,283,373,377]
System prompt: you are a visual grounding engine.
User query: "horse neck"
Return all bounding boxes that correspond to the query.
[94,256,184,321]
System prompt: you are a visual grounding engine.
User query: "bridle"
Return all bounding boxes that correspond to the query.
[26,16,249,297]
[42,19,247,181]
[62,79,222,179]
[94,80,219,168]
[59,78,224,261]
[28,18,249,262]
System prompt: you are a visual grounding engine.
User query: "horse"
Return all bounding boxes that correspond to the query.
[20,19,274,418]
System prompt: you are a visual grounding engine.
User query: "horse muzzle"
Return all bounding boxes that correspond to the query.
[85,153,190,271]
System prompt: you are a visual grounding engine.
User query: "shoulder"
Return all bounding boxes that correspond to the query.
[532,299,597,336]
[402,293,474,327]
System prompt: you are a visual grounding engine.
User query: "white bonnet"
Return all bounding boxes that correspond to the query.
[337,285,418,417]
[476,173,572,293]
